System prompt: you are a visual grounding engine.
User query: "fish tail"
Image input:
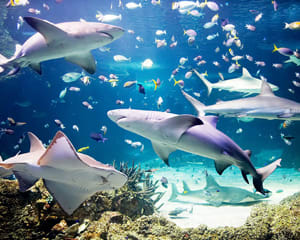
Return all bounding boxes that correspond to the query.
[284,23,289,29]
[169,183,179,201]
[193,69,213,96]
[253,158,282,194]
[173,78,178,86]
[272,44,278,52]
[152,79,158,91]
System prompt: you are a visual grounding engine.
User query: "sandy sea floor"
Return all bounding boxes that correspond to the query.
[150,165,300,228]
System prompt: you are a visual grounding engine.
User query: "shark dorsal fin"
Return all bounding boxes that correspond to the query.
[259,80,275,97]
[23,17,68,43]
[28,132,45,152]
[37,131,84,168]
[201,115,218,128]
[205,174,220,189]
[242,67,252,79]
[157,115,203,144]
[181,90,206,117]
[182,180,191,192]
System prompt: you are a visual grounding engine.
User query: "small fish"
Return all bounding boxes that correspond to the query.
[77,146,90,153]
[43,3,50,10]
[245,24,256,31]
[218,72,224,81]
[292,80,300,87]
[272,44,294,56]
[101,125,107,135]
[81,76,91,85]
[157,96,163,109]
[72,125,79,132]
[185,71,193,79]
[255,61,266,67]
[82,101,93,110]
[90,132,108,143]
[125,2,142,9]
[272,0,278,11]
[141,59,153,70]
[272,63,283,69]
[113,55,131,62]
[28,8,40,15]
[138,84,145,94]
[168,207,187,216]
[183,29,197,37]
[236,128,243,134]
[151,0,160,6]
[173,78,184,87]
[246,54,253,61]
[116,100,125,105]
[155,30,166,36]
[144,168,159,173]
[284,21,300,30]
[99,46,111,52]
[54,119,65,129]
[179,57,188,65]
[203,21,217,29]
[155,38,167,48]
[59,88,67,99]
[222,24,235,32]
[160,176,168,188]
[206,33,219,40]
[123,80,137,88]
[255,13,263,22]
[69,86,80,92]
[152,78,161,90]
[96,12,122,23]
[170,41,178,48]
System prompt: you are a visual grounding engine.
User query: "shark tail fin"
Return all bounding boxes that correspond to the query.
[181,89,206,117]
[253,158,282,194]
[193,69,213,96]
[169,183,179,201]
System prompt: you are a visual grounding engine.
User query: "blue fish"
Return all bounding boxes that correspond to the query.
[90,132,108,143]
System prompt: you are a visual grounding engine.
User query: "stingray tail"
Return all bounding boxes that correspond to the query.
[253,158,282,194]
[193,69,213,96]
[169,183,179,201]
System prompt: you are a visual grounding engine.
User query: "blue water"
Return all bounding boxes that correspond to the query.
[0,0,299,172]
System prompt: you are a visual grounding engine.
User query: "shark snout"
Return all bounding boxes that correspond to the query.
[106,26,124,40]
[107,110,125,122]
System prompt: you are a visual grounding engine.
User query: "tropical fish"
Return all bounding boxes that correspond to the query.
[90,132,108,143]
[62,72,82,83]
[77,146,89,152]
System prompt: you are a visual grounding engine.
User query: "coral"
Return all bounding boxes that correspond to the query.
[0,178,299,239]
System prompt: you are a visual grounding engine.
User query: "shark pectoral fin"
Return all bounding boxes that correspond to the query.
[28,132,46,152]
[43,180,93,215]
[29,63,42,74]
[214,159,231,175]
[241,170,249,184]
[157,115,203,144]
[151,142,176,166]
[37,131,85,169]
[23,17,68,43]
[13,170,38,192]
[65,52,96,74]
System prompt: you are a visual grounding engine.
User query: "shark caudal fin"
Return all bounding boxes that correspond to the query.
[253,158,282,194]
[181,90,206,117]
[169,183,179,201]
[193,69,213,96]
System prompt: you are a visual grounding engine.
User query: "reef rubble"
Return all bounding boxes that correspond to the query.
[0,176,299,240]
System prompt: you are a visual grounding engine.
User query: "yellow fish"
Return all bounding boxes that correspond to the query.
[152,79,158,91]
[77,146,90,153]
[183,190,188,194]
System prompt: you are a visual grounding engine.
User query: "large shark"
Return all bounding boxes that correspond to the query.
[0,17,124,75]
[0,131,127,214]
[107,109,281,194]
[169,172,268,206]
[181,80,300,120]
[193,68,279,96]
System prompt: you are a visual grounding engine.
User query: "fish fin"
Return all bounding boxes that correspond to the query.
[241,170,249,184]
[193,69,213,96]
[241,67,253,79]
[13,170,38,192]
[14,44,22,57]
[254,158,282,194]
[65,52,96,74]
[151,142,176,166]
[43,179,94,215]
[214,159,231,175]
[182,180,191,192]
[37,131,85,169]
[169,183,179,201]
[244,149,252,157]
[156,115,203,144]
[272,44,278,53]
[259,80,275,96]
[30,62,42,74]
[28,132,45,152]
[201,116,218,128]
[23,17,68,43]
[181,89,206,117]
[205,174,220,188]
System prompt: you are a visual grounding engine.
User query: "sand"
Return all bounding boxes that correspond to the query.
[151,166,300,228]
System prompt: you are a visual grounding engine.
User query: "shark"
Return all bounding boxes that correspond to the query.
[0,131,127,215]
[181,80,300,120]
[107,109,281,194]
[285,55,300,66]
[169,172,268,206]
[193,67,279,96]
[0,17,124,75]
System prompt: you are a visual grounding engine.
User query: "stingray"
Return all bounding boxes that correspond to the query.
[0,131,127,214]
